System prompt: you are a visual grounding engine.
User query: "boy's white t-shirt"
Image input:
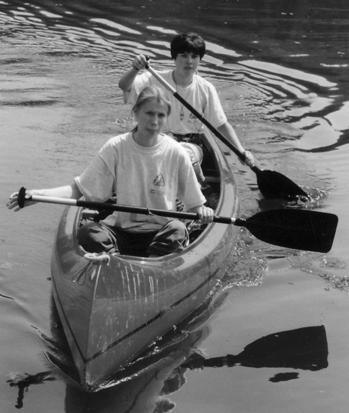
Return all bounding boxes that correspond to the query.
[75,132,206,232]
[125,70,227,135]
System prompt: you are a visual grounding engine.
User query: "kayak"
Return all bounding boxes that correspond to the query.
[50,133,239,391]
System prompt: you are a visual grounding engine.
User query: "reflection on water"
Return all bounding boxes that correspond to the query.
[19,292,326,411]
[63,335,198,413]
[7,371,55,409]
[9,314,328,412]
[64,325,327,412]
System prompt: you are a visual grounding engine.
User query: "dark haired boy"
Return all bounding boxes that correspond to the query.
[119,32,255,166]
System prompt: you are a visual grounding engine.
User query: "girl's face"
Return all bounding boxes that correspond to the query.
[134,99,169,135]
[174,51,201,74]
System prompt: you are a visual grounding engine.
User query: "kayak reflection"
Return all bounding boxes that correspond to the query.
[8,312,328,412]
[63,325,328,413]
[64,330,203,413]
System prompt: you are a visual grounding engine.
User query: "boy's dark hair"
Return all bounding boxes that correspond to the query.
[170,33,206,59]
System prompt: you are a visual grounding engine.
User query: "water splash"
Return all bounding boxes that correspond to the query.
[222,232,268,288]
[288,254,348,291]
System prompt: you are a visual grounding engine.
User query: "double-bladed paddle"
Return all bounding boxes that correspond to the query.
[146,63,309,200]
[17,187,337,253]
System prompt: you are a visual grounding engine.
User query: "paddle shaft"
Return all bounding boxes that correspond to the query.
[27,194,236,224]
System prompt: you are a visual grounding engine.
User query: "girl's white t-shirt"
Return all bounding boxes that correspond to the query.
[75,132,206,231]
[125,70,227,135]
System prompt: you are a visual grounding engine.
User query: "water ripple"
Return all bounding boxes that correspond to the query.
[0,6,346,201]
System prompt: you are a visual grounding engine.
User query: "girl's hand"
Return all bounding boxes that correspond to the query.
[6,189,34,211]
[7,191,21,211]
[194,205,214,224]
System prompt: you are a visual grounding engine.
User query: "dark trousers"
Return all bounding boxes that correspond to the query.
[77,219,189,257]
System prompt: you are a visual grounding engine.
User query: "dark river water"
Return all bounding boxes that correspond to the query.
[1,1,349,412]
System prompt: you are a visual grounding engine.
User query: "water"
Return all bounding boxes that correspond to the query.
[1,0,349,411]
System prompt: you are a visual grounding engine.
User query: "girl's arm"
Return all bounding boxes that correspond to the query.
[7,182,82,211]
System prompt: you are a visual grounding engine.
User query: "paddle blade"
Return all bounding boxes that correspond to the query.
[255,168,309,200]
[241,209,338,253]
[236,325,328,371]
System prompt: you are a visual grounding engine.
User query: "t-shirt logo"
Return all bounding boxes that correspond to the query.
[153,173,165,186]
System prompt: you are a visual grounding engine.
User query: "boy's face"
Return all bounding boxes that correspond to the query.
[174,51,201,74]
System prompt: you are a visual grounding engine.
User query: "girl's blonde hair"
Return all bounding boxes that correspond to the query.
[132,86,171,115]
